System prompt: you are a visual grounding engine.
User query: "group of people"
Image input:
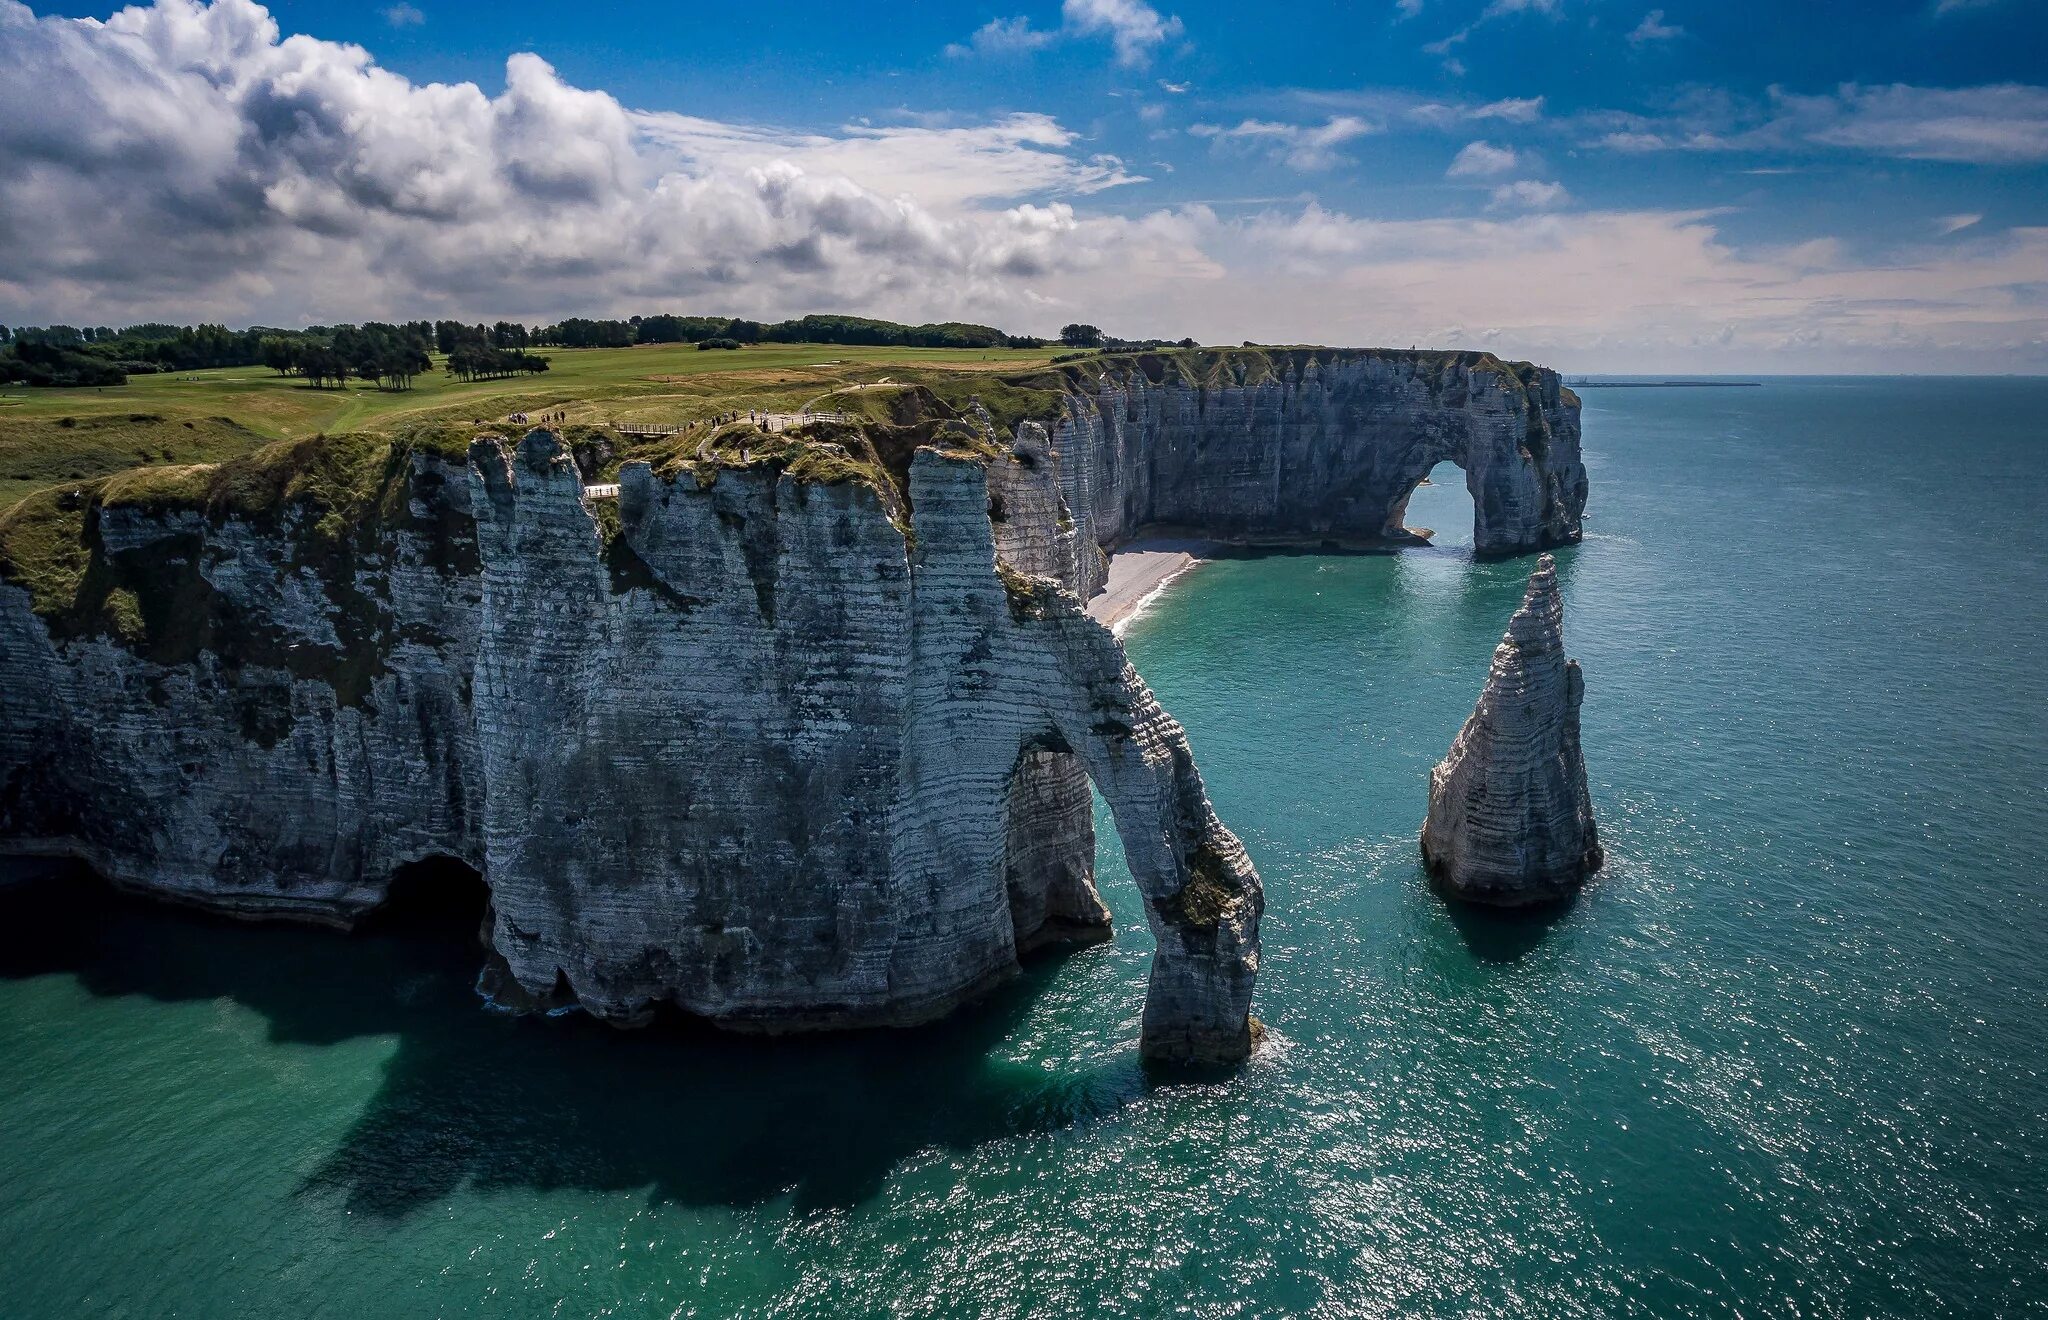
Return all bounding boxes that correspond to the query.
[503,409,568,426]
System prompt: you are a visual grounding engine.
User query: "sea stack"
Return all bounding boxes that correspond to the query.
[1421,554,1602,905]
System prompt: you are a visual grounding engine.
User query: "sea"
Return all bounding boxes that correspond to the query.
[2,376,2044,1316]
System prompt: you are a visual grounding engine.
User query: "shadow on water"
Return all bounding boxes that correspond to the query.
[1439,885,1578,964]
[0,858,1149,1218]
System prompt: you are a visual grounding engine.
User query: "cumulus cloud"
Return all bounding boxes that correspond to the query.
[1,0,2042,374]
[1189,116,1375,170]
[1447,140,1519,176]
[0,0,1145,326]
[948,0,1182,67]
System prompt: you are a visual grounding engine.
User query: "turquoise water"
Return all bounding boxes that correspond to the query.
[3,378,2046,1316]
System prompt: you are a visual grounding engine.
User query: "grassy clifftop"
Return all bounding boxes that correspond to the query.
[0,342,1575,636]
[0,342,1571,520]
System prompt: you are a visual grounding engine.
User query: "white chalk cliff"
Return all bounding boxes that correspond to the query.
[0,347,1586,1063]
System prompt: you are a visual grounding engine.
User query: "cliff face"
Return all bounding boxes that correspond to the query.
[0,346,1583,1062]
[0,450,485,924]
[0,423,1260,1064]
[1039,350,1585,597]
[1421,554,1602,905]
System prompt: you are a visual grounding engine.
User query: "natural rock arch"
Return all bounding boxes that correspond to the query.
[457,435,1263,1064]
[1000,743,1110,956]
[1039,350,1587,572]
[896,449,1262,1064]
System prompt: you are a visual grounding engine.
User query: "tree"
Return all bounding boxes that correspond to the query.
[1059,323,1104,348]
[297,345,346,389]
[258,336,299,376]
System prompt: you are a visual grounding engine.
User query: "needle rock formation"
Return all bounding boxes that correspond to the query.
[1422,554,1602,905]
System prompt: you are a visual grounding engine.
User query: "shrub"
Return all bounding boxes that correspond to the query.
[696,337,743,351]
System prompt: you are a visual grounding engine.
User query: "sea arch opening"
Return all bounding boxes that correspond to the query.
[1387,458,1480,551]
[1000,742,1114,959]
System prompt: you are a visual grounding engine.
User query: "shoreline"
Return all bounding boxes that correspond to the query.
[1084,527,1451,633]
[1086,538,1217,634]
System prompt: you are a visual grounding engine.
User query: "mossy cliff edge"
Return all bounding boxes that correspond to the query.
[0,346,1583,1065]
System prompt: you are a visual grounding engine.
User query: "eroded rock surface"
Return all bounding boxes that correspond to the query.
[0,347,1585,1064]
[1421,554,1603,905]
[0,421,1259,1063]
[1046,350,1586,600]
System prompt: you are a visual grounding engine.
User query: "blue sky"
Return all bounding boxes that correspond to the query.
[3,0,2045,370]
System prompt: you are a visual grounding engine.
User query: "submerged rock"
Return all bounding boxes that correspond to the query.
[1421,555,1602,905]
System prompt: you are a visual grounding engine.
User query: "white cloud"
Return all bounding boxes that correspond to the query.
[1936,213,1982,234]
[1426,0,1560,57]
[944,16,1057,59]
[949,0,1182,66]
[634,111,1142,208]
[1793,83,2048,163]
[1585,82,2048,164]
[1,0,2043,374]
[1189,116,1375,171]
[0,0,1128,326]
[1471,96,1544,123]
[1158,79,1190,94]
[1628,9,1682,44]
[1063,0,1184,66]
[1488,179,1569,208]
[1070,204,2048,372]
[381,3,422,27]
[1447,140,1519,176]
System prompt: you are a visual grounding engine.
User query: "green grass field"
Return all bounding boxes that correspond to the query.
[0,342,1061,510]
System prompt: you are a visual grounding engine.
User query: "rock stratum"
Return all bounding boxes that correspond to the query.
[0,347,1584,1064]
[1421,554,1603,905]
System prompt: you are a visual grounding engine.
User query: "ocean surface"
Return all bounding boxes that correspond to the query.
[3,377,2045,1317]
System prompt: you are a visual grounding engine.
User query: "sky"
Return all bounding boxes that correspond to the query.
[1,0,2045,372]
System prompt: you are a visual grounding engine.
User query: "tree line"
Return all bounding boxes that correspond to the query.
[0,312,1192,389]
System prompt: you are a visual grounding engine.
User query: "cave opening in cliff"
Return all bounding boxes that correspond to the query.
[1400,460,1477,550]
[363,854,489,943]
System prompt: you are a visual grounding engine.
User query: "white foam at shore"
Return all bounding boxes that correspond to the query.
[1109,558,1201,635]
[1087,541,1216,634]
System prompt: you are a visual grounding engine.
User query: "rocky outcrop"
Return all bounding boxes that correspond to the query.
[1421,554,1602,905]
[0,346,1585,1063]
[1037,349,1585,599]
[0,423,1259,1064]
